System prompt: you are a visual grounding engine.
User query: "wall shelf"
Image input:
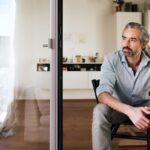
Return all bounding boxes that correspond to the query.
[63,63,102,71]
[37,63,50,72]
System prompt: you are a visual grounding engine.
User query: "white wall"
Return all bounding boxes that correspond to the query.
[14,0,50,99]
[63,0,146,59]
[13,0,146,99]
[63,0,115,58]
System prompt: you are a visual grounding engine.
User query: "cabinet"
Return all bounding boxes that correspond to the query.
[115,12,142,50]
[63,72,89,89]
[63,71,100,99]
[63,71,100,89]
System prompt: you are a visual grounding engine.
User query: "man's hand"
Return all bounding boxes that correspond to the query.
[127,106,150,130]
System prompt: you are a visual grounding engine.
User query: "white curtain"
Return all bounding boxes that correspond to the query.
[0,0,15,132]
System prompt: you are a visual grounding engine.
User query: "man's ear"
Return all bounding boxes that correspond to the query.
[142,42,148,49]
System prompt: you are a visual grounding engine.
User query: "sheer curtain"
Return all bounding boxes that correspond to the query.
[0,0,16,133]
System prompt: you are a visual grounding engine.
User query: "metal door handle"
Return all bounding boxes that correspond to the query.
[42,44,48,47]
[42,39,55,49]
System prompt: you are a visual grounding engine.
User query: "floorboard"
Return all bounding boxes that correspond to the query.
[63,100,148,150]
[0,100,49,150]
[0,100,148,150]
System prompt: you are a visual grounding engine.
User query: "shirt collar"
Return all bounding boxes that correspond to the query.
[119,50,126,63]
[141,50,150,67]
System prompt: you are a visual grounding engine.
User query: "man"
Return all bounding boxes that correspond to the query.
[92,22,150,150]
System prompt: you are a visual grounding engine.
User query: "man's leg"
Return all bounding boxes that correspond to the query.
[92,104,112,150]
[138,100,150,107]
[134,100,150,118]
[92,103,129,150]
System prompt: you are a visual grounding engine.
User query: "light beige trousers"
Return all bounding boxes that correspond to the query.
[92,100,150,150]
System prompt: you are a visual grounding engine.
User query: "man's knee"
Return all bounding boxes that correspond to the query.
[93,104,112,124]
[93,103,111,116]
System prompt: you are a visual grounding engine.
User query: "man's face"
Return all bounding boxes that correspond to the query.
[122,28,144,57]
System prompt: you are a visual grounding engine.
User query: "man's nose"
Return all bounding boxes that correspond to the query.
[124,39,130,47]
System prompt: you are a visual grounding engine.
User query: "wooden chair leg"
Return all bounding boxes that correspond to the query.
[147,128,150,150]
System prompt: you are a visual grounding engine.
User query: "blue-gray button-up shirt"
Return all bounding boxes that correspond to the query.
[96,50,150,105]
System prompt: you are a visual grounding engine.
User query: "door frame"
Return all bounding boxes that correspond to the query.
[50,0,63,149]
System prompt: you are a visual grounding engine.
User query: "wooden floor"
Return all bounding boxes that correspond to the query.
[63,100,147,150]
[0,100,148,150]
[0,100,49,150]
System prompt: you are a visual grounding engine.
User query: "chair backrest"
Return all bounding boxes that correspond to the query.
[91,79,100,104]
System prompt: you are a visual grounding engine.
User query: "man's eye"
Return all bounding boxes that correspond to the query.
[130,39,136,42]
[122,37,126,40]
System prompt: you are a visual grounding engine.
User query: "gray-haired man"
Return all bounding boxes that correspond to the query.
[92,22,150,150]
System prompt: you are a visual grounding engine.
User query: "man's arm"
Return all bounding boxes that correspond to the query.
[99,92,150,130]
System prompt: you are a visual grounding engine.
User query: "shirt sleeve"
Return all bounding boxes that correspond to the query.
[96,55,116,97]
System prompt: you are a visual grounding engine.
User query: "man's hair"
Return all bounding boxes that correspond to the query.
[123,22,149,44]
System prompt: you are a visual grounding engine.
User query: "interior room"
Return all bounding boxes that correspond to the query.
[63,0,150,149]
[0,0,150,150]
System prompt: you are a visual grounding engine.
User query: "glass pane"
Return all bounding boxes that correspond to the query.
[63,1,150,150]
[0,0,50,149]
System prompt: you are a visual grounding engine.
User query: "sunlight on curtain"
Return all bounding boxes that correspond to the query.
[0,0,16,131]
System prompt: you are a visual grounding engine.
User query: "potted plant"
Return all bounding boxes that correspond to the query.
[113,0,124,12]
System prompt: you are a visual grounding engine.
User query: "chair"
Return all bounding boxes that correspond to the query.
[92,79,150,149]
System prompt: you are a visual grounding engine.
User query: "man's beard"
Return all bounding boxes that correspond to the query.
[122,46,137,57]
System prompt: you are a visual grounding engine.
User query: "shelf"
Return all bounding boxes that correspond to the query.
[36,63,102,72]
[63,63,102,71]
[37,63,50,72]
